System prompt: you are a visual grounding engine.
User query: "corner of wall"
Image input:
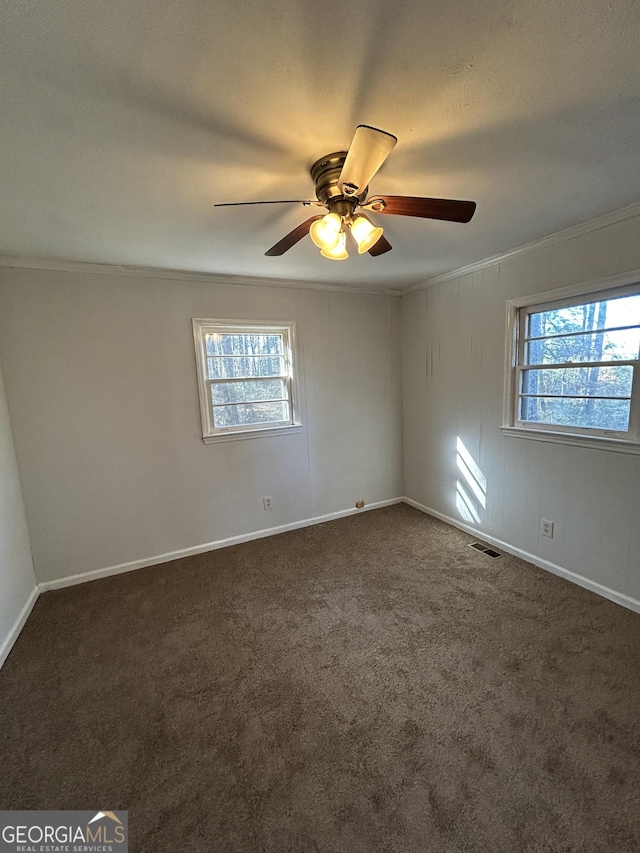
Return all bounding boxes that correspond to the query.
[0,360,38,669]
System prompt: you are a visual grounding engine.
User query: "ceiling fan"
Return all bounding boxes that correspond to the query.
[214,125,476,260]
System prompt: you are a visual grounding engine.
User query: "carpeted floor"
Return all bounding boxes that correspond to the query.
[1,504,640,852]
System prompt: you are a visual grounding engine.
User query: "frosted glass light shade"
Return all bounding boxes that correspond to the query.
[309,212,342,250]
[351,215,384,254]
[320,230,348,260]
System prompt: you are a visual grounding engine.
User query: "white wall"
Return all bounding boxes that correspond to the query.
[0,269,403,584]
[2,210,639,617]
[402,213,640,609]
[0,361,37,665]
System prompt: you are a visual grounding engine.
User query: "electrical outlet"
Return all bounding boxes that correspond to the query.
[263,496,273,510]
[541,519,554,538]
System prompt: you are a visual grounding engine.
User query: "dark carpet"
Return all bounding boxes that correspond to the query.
[1,504,640,852]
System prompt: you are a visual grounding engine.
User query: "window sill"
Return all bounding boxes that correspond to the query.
[500,425,640,455]
[202,424,303,444]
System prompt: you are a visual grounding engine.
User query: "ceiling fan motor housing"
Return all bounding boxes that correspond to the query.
[310,152,367,207]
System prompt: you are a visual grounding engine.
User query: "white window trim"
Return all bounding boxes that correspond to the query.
[501,269,640,456]
[192,318,302,444]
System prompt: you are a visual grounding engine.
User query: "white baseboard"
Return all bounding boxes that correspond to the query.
[23,493,639,663]
[403,497,640,616]
[0,586,40,669]
[38,497,404,591]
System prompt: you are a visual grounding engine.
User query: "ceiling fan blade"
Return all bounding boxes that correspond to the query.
[365,196,476,223]
[265,215,324,256]
[368,235,392,256]
[338,125,397,198]
[214,200,320,208]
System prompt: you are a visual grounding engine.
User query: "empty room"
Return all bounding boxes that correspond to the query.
[1,1,639,851]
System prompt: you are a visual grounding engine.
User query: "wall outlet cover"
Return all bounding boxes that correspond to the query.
[541,519,554,538]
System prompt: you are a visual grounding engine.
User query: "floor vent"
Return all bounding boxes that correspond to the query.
[468,542,502,558]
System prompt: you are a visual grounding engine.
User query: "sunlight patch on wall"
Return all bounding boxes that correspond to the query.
[456,481,481,524]
[455,437,486,524]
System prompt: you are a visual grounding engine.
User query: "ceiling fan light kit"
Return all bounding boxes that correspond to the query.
[214,124,477,261]
[310,209,384,261]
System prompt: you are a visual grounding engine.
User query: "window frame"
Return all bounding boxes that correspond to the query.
[502,271,640,455]
[192,318,302,443]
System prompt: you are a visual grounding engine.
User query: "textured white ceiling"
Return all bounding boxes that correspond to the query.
[1,0,639,288]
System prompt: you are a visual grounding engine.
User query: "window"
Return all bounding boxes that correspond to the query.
[192,319,301,442]
[503,278,640,452]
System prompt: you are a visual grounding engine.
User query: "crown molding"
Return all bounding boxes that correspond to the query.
[0,256,403,297]
[404,201,640,294]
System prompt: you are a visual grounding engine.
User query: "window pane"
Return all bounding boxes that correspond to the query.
[528,294,640,338]
[211,379,286,405]
[212,401,289,428]
[527,328,640,365]
[521,365,633,398]
[205,333,284,357]
[520,396,631,431]
[207,355,284,379]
